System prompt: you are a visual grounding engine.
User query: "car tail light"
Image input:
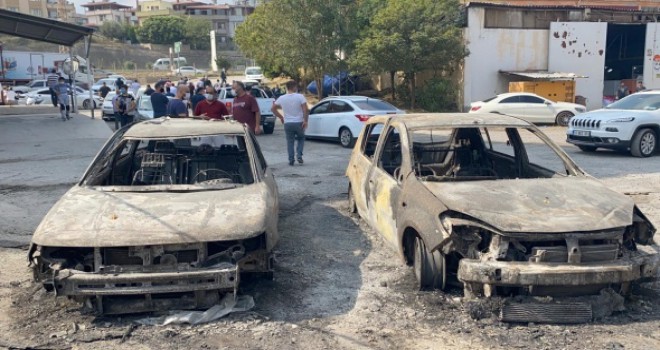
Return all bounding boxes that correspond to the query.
[355,114,372,122]
[470,106,481,112]
[225,101,232,109]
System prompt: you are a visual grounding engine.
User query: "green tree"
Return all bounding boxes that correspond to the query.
[351,0,467,108]
[215,56,231,71]
[235,0,361,98]
[184,17,211,50]
[99,21,123,40]
[137,16,185,45]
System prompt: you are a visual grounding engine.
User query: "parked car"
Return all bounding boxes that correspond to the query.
[92,78,122,94]
[13,79,48,94]
[345,113,658,323]
[134,94,173,121]
[469,92,586,126]
[25,87,102,109]
[218,86,276,134]
[244,66,264,82]
[307,96,404,148]
[567,90,660,157]
[28,118,279,314]
[175,66,206,76]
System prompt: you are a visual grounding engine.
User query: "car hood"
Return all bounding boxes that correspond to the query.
[575,108,656,120]
[423,177,634,233]
[32,184,270,247]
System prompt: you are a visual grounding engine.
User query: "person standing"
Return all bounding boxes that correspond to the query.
[144,84,155,96]
[99,82,111,99]
[114,87,136,127]
[130,79,140,96]
[46,69,59,107]
[193,86,229,120]
[271,80,308,165]
[53,77,71,121]
[616,82,629,100]
[150,82,169,118]
[190,86,205,112]
[111,88,121,130]
[166,85,189,117]
[232,81,261,135]
[221,68,227,86]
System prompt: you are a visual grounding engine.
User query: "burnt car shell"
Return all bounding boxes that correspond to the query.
[346,113,658,322]
[29,118,278,314]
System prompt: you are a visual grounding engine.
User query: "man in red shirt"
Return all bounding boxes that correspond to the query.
[232,81,261,134]
[193,86,229,120]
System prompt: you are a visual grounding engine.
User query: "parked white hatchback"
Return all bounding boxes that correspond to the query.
[306,96,404,148]
[469,92,586,126]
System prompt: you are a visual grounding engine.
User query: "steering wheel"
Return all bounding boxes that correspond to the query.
[192,169,234,183]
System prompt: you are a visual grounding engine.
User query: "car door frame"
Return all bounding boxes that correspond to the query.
[364,122,411,248]
[307,101,332,137]
[322,99,354,138]
[496,95,524,117]
[520,95,554,122]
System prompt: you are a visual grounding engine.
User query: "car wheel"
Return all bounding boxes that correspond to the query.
[339,127,355,148]
[578,145,598,152]
[347,186,357,214]
[413,236,446,291]
[631,128,657,157]
[263,123,275,134]
[555,111,574,126]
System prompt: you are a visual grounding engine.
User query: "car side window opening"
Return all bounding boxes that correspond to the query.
[500,96,521,103]
[520,95,545,104]
[329,100,353,113]
[82,134,255,188]
[361,123,384,159]
[376,126,402,178]
[311,101,331,114]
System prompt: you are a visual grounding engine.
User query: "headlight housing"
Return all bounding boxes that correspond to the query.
[439,213,453,235]
[605,117,635,123]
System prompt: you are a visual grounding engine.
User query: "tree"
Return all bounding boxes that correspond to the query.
[215,56,231,71]
[184,17,211,50]
[99,21,123,40]
[235,0,361,98]
[351,0,467,108]
[137,16,185,45]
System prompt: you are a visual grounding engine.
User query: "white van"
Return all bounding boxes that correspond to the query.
[245,66,264,82]
[152,57,187,71]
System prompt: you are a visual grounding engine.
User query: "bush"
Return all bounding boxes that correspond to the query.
[416,78,458,112]
[123,61,136,70]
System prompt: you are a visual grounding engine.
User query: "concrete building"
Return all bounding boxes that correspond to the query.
[136,0,175,24]
[0,0,77,23]
[462,1,660,111]
[81,1,136,26]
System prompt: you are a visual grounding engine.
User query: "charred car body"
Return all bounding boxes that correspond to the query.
[29,118,278,314]
[346,113,658,310]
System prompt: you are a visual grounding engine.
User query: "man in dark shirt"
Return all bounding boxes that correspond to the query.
[190,87,205,111]
[193,86,228,120]
[144,84,155,96]
[99,82,111,99]
[232,81,261,134]
[150,82,169,118]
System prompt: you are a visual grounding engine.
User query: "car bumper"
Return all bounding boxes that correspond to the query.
[566,134,631,149]
[457,245,660,288]
[52,264,239,297]
[261,115,276,126]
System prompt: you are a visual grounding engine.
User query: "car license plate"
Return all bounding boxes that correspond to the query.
[573,130,590,137]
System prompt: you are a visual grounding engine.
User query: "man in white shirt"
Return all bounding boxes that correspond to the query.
[271,80,309,166]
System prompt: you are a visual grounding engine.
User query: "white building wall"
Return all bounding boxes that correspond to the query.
[548,22,607,111]
[463,7,549,110]
[644,23,660,89]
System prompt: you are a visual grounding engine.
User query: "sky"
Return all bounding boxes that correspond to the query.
[69,0,235,14]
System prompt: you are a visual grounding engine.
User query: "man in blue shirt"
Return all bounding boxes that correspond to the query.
[190,86,205,111]
[150,82,169,118]
[53,77,71,121]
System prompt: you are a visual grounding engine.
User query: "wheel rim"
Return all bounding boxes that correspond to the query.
[340,129,351,146]
[82,100,89,109]
[557,113,572,126]
[641,132,656,155]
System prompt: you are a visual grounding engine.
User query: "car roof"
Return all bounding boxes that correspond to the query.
[495,92,541,98]
[371,112,532,129]
[123,118,246,138]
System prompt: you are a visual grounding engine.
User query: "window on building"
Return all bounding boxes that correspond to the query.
[30,9,43,16]
[48,10,58,18]
[7,7,18,12]
[483,8,568,29]
[99,14,106,21]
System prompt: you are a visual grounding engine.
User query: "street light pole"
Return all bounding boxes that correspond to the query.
[0,41,5,81]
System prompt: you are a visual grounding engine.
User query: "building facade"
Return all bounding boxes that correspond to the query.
[81,1,136,26]
[462,1,660,110]
[0,0,77,22]
[136,0,175,24]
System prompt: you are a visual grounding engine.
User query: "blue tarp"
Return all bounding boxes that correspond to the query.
[307,72,355,97]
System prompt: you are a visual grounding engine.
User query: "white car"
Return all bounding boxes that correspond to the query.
[92,78,122,94]
[134,94,173,121]
[306,96,404,148]
[567,91,660,157]
[469,92,586,126]
[245,66,264,82]
[175,66,205,76]
[25,87,102,109]
[13,79,48,94]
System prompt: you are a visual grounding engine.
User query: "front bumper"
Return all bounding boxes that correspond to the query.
[566,134,631,150]
[458,245,660,287]
[52,264,239,297]
[261,115,276,126]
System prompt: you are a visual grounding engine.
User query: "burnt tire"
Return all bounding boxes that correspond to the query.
[413,236,446,291]
[578,145,598,152]
[555,111,574,126]
[339,127,355,148]
[347,186,357,214]
[631,128,657,158]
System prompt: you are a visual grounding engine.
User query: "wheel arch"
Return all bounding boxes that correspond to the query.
[632,123,660,138]
[401,226,420,266]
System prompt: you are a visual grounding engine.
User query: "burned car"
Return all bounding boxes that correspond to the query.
[29,118,278,314]
[346,113,659,311]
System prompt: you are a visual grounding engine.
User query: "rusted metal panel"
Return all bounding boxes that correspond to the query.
[123,118,246,138]
[548,22,607,110]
